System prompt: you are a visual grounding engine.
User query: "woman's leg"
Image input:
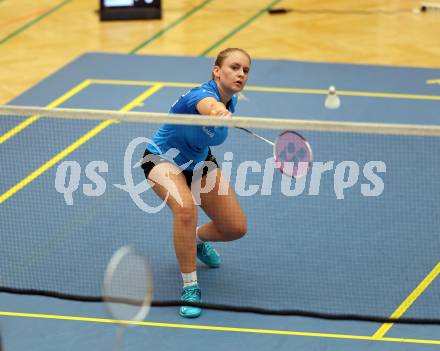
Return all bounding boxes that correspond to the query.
[148,162,202,318]
[148,162,198,273]
[197,168,247,242]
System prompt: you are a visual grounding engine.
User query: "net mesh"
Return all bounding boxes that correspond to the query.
[1,105,440,324]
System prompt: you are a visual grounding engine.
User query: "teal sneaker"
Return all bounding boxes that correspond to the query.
[179,284,202,318]
[197,242,221,268]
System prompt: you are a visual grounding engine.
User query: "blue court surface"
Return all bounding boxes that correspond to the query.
[1,53,440,350]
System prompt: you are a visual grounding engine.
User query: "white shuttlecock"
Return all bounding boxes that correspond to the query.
[325,86,341,109]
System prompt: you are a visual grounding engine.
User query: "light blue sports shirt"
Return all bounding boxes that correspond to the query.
[146,80,237,171]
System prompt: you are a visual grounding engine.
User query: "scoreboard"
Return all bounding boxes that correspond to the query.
[100,0,161,20]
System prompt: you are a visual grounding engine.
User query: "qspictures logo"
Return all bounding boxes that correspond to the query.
[54,138,386,213]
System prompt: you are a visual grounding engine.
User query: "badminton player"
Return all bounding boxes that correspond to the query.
[141,48,250,318]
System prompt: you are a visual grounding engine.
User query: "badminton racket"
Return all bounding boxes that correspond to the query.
[236,127,313,178]
[103,246,153,351]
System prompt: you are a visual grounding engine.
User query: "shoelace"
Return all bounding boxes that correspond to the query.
[202,243,215,256]
[182,286,201,301]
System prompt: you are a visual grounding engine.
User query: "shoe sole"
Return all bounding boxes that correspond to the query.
[179,309,202,318]
[207,262,220,268]
[197,257,221,268]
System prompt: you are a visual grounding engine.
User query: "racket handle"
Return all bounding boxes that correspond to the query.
[235,127,275,146]
[112,326,125,351]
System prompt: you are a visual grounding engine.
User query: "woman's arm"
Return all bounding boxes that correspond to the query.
[196,97,232,117]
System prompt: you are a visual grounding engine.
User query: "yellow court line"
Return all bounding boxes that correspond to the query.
[0,84,163,204]
[0,80,92,144]
[0,311,439,345]
[248,86,440,100]
[88,79,440,101]
[120,83,162,112]
[90,78,194,88]
[373,262,440,338]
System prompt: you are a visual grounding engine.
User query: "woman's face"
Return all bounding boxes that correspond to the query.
[214,51,250,94]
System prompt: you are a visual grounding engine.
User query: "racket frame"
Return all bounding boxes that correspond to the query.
[274,130,313,178]
[103,246,153,324]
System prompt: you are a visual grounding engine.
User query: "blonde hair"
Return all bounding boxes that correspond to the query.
[211,48,251,79]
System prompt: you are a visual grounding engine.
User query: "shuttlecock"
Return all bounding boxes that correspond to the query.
[325,86,341,109]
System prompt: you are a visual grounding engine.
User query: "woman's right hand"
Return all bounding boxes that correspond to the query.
[197,97,232,118]
[209,106,232,118]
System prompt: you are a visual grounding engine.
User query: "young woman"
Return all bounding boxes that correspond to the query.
[141,48,251,318]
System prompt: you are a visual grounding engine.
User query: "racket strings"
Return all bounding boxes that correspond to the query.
[104,247,153,322]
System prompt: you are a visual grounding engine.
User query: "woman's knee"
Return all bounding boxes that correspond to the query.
[235,218,248,239]
[173,203,197,226]
[222,215,248,240]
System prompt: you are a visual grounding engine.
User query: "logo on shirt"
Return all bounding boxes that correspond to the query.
[202,126,215,138]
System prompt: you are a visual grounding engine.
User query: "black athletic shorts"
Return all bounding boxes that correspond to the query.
[141,148,219,187]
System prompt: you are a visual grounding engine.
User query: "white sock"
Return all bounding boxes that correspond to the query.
[195,225,205,245]
[182,271,198,288]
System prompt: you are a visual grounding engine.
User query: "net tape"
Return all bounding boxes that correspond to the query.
[1,104,440,136]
